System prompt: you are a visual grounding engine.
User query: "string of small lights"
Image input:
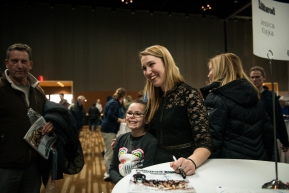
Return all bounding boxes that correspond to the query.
[121,0,133,4]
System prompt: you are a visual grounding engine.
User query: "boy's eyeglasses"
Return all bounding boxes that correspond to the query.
[126,112,145,118]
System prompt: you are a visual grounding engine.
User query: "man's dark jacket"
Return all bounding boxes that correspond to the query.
[260,86,289,161]
[0,75,46,167]
[42,101,84,186]
[69,101,86,130]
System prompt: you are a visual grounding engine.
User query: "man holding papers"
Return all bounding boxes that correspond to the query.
[0,43,55,193]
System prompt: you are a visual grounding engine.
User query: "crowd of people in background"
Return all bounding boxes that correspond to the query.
[1,43,289,193]
[279,96,289,117]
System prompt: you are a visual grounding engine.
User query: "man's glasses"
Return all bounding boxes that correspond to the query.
[126,112,145,118]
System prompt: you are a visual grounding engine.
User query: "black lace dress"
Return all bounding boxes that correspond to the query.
[149,82,212,164]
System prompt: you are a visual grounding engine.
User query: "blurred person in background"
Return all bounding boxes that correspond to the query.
[250,66,289,158]
[88,103,101,132]
[124,95,133,111]
[101,88,126,180]
[69,95,86,136]
[96,98,103,113]
[59,92,70,108]
[279,96,289,116]
[137,90,144,100]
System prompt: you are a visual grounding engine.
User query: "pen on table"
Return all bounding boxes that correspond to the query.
[172,155,186,179]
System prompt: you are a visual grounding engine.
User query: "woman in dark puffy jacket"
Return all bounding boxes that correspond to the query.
[200,53,274,161]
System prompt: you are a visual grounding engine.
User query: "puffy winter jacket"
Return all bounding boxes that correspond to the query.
[200,79,274,161]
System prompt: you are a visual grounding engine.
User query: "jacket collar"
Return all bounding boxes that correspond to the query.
[200,82,220,99]
[5,69,39,88]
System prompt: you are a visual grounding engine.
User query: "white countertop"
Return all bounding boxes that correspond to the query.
[111,159,289,193]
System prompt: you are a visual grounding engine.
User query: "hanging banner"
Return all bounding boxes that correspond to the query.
[252,0,289,61]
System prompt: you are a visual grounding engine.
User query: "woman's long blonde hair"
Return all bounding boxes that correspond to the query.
[209,53,260,98]
[139,45,184,122]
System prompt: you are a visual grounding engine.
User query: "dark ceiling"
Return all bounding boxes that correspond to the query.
[8,0,254,20]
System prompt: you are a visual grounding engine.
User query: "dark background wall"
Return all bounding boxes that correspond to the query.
[1,3,288,111]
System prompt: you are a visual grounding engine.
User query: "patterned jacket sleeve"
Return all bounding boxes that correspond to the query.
[187,88,213,152]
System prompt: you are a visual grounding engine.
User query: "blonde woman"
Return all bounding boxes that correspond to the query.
[200,53,274,160]
[140,45,212,177]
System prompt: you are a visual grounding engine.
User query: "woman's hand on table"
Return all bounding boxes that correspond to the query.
[170,157,196,176]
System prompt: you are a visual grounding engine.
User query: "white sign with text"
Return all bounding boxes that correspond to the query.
[252,0,289,61]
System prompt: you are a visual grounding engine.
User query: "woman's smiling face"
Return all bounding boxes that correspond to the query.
[141,55,166,91]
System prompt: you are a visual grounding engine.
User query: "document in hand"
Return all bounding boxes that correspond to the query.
[128,169,196,193]
[23,115,57,159]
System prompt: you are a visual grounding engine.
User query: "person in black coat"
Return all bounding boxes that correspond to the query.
[69,95,86,136]
[200,53,274,161]
[88,103,100,132]
[249,66,289,161]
